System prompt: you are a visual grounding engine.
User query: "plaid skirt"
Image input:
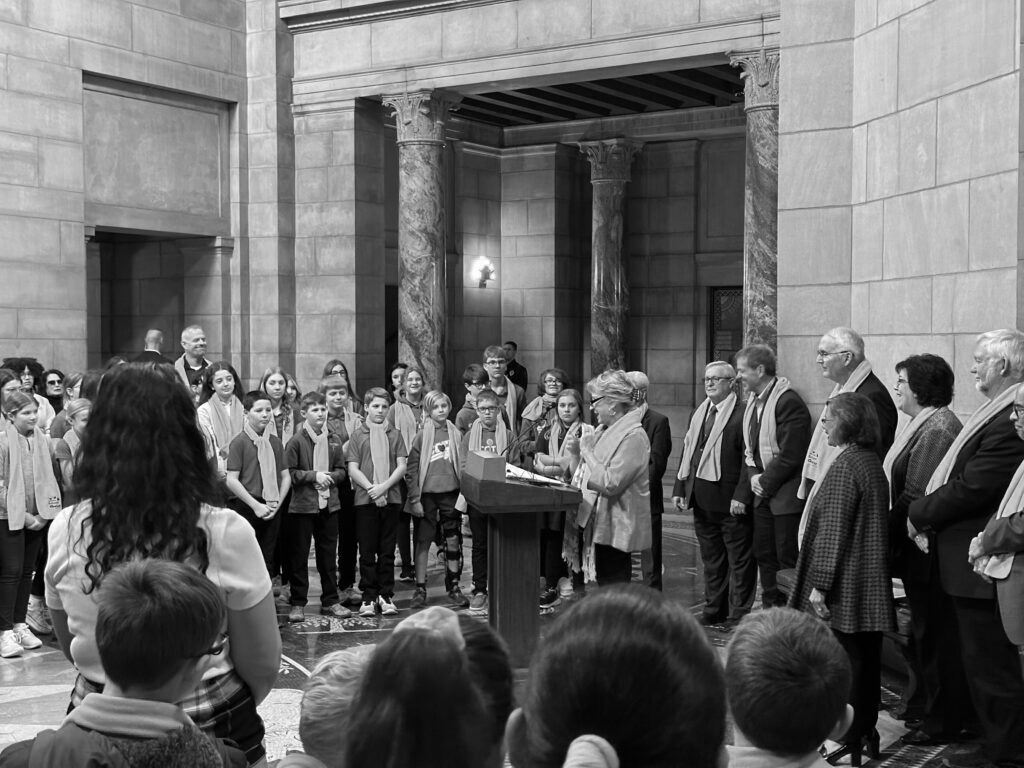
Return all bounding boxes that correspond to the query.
[71,669,266,765]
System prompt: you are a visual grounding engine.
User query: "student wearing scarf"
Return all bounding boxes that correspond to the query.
[908,329,1024,765]
[388,367,426,583]
[259,367,299,445]
[482,345,526,432]
[196,362,245,478]
[672,362,755,626]
[533,389,586,609]
[882,354,971,746]
[0,391,61,658]
[519,369,569,462]
[225,392,293,582]
[321,359,362,416]
[565,370,650,585]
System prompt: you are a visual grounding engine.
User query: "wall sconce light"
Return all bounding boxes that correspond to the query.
[470,256,495,288]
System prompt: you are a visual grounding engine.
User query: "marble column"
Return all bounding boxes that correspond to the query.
[578,138,643,377]
[730,47,780,348]
[382,90,460,390]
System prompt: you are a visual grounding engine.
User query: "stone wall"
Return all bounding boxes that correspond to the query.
[778,0,1019,419]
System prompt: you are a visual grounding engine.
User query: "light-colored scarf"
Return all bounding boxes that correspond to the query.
[342,404,362,438]
[489,380,518,430]
[64,429,82,461]
[882,406,938,488]
[522,395,555,423]
[206,396,244,458]
[267,402,295,445]
[367,421,391,485]
[799,445,850,545]
[549,418,583,459]
[799,360,874,498]
[304,422,330,509]
[417,419,463,493]
[677,393,737,483]
[926,384,1019,494]
[243,422,280,504]
[565,410,645,581]
[392,400,421,451]
[983,457,1024,579]
[3,423,61,530]
[467,418,509,453]
[742,377,793,471]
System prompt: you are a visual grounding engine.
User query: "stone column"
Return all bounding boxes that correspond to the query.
[730,47,780,348]
[177,236,236,362]
[578,138,643,377]
[382,90,460,389]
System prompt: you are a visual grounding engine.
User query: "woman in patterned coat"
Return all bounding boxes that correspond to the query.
[789,391,895,766]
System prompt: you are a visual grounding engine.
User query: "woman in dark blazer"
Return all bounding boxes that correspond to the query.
[789,392,894,767]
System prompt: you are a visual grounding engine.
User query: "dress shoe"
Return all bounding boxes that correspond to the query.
[901,728,976,747]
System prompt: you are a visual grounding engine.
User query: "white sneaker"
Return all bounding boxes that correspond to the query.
[12,624,41,650]
[557,577,574,600]
[26,600,51,635]
[359,600,377,618]
[1,630,23,658]
[378,596,398,616]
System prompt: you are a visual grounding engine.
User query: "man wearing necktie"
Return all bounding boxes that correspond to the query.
[672,362,755,625]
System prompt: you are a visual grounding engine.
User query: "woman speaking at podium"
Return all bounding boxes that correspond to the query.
[566,370,652,585]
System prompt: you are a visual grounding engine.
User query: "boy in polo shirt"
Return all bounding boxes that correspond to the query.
[0,559,245,768]
[224,391,292,581]
[346,388,408,617]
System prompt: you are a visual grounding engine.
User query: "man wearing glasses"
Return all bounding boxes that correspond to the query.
[799,327,897,506]
[672,362,755,624]
[481,344,527,432]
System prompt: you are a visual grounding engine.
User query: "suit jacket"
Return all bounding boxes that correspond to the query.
[857,372,899,459]
[738,387,812,516]
[982,510,1024,645]
[642,408,672,517]
[908,403,1024,599]
[671,400,746,514]
[505,360,529,391]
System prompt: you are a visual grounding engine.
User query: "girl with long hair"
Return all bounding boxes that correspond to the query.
[322,358,361,415]
[0,391,61,658]
[258,366,298,444]
[197,361,246,477]
[45,363,280,765]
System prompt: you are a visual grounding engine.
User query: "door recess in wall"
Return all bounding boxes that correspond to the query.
[709,286,743,364]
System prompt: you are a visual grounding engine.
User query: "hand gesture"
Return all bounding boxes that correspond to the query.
[729,500,747,516]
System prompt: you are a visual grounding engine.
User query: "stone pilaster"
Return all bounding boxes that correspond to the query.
[85,227,102,368]
[578,138,643,377]
[382,90,460,390]
[730,47,780,348]
[177,236,236,361]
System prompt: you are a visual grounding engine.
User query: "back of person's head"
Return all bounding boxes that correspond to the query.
[300,391,327,412]
[73,363,217,592]
[726,608,852,756]
[458,614,513,759]
[345,628,492,768]
[463,363,487,386]
[79,368,105,401]
[96,559,225,691]
[508,585,726,768]
[300,646,375,768]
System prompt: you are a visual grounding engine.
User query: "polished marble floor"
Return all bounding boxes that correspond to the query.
[0,511,913,765]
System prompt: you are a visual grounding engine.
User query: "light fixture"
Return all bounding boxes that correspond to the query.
[470,256,495,288]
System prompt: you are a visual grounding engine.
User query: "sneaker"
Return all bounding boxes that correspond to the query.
[557,576,574,600]
[11,624,41,650]
[468,592,488,613]
[410,587,428,609]
[287,606,305,623]
[320,603,352,619]
[378,596,399,616]
[340,586,363,607]
[398,568,415,583]
[359,600,377,617]
[448,586,470,608]
[271,576,282,598]
[26,600,52,635]
[539,588,561,609]
[0,631,22,658]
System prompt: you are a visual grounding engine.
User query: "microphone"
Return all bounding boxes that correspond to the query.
[501,420,537,460]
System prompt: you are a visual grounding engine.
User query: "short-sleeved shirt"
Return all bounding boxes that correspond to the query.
[225,432,285,501]
[45,502,271,685]
[345,424,407,507]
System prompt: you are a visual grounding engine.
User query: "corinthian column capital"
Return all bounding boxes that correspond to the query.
[382,90,461,144]
[577,138,644,183]
[729,47,780,111]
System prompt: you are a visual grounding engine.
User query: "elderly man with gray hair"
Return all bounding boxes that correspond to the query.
[799,327,898,516]
[672,361,755,625]
[908,329,1024,764]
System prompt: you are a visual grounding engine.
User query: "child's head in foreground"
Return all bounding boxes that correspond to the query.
[507,584,726,768]
[96,559,225,702]
[725,608,853,756]
[299,646,376,768]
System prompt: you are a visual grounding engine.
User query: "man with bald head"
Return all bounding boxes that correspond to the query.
[799,327,897,507]
[132,329,172,365]
[672,362,755,624]
[174,325,210,400]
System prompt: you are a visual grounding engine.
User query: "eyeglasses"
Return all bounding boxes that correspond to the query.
[476,406,499,414]
[589,396,606,410]
[703,376,734,385]
[543,378,562,385]
[1013,405,1024,418]
[484,359,505,366]
[46,378,62,386]
[815,350,850,359]
[189,633,229,658]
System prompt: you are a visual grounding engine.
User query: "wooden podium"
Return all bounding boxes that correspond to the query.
[460,451,582,666]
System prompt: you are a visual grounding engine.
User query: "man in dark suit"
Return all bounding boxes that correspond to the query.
[131,328,173,365]
[502,340,529,392]
[624,373,672,590]
[734,344,811,608]
[909,329,1024,766]
[672,362,754,623]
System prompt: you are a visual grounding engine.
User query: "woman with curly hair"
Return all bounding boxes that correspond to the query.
[1,358,55,435]
[44,363,280,766]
